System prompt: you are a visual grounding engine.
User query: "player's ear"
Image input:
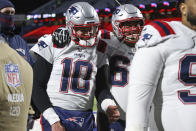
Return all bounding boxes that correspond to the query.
[180,3,187,16]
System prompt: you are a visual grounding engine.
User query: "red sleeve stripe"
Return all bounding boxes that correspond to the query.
[40,114,44,131]
[148,21,175,37]
[101,29,110,39]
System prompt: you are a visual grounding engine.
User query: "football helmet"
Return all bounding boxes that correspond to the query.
[112,4,144,46]
[66,2,100,47]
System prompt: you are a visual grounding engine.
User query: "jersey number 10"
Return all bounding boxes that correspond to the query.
[60,58,92,94]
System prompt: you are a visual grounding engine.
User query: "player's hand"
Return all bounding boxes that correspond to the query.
[52,27,71,48]
[51,121,66,131]
[106,105,120,123]
[30,102,41,120]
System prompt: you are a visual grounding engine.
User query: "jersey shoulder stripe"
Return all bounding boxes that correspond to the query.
[101,29,111,39]
[97,40,107,53]
[148,20,175,37]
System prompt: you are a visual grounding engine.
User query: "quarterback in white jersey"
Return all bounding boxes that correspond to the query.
[30,2,108,131]
[31,34,105,110]
[126,0,196,131]
[96,4,144,131]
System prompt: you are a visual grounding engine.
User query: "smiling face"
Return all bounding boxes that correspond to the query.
[180,0,196,30]
[117,18,144,47]
[112,4,144,47]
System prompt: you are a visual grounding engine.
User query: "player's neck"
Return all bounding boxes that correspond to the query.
[182,20,196,31]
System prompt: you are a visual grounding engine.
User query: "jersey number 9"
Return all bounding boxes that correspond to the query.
[178,54,196,104]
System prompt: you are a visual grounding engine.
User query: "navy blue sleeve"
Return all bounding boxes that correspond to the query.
[8,35,35,66]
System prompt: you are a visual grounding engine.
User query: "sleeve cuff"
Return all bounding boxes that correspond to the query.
[101,99,116,113]
[125,125,147,131]
[43,107,60,125]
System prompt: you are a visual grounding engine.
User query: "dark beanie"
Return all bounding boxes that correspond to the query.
[0,0,14,10]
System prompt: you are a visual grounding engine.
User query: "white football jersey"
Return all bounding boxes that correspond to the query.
[126,21,196,131]
[31,34,106,111]
[98,30,135,120]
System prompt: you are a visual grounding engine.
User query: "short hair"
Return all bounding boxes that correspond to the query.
[176,0,185,16]
[178,0,185,4]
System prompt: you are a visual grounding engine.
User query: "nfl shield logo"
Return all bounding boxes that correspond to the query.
[4,62,21,88]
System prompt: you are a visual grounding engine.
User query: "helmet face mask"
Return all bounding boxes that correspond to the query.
[66,2,100,47]
[112,4,144,47]
[71,22,99,40]
[117,18,144,46]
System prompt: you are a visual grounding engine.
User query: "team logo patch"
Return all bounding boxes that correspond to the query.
[142,33,152,41]
[38,41,48,50]
[66,117,84,127]
[69,6,79,18]
[4,62,21,88]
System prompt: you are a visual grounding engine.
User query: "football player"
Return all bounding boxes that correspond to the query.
[30,2,108,131]
[96,4,145,131]
[125,0,196,131]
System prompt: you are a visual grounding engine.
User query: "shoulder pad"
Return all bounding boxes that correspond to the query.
[37,34,53,47]
[38,34,52,43]
[30,34,54,64]
[136,21,176,49]
[97,39,107,53]
[30,34,52,53]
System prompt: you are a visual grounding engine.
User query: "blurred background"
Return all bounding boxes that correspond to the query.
[12,0,180,45]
